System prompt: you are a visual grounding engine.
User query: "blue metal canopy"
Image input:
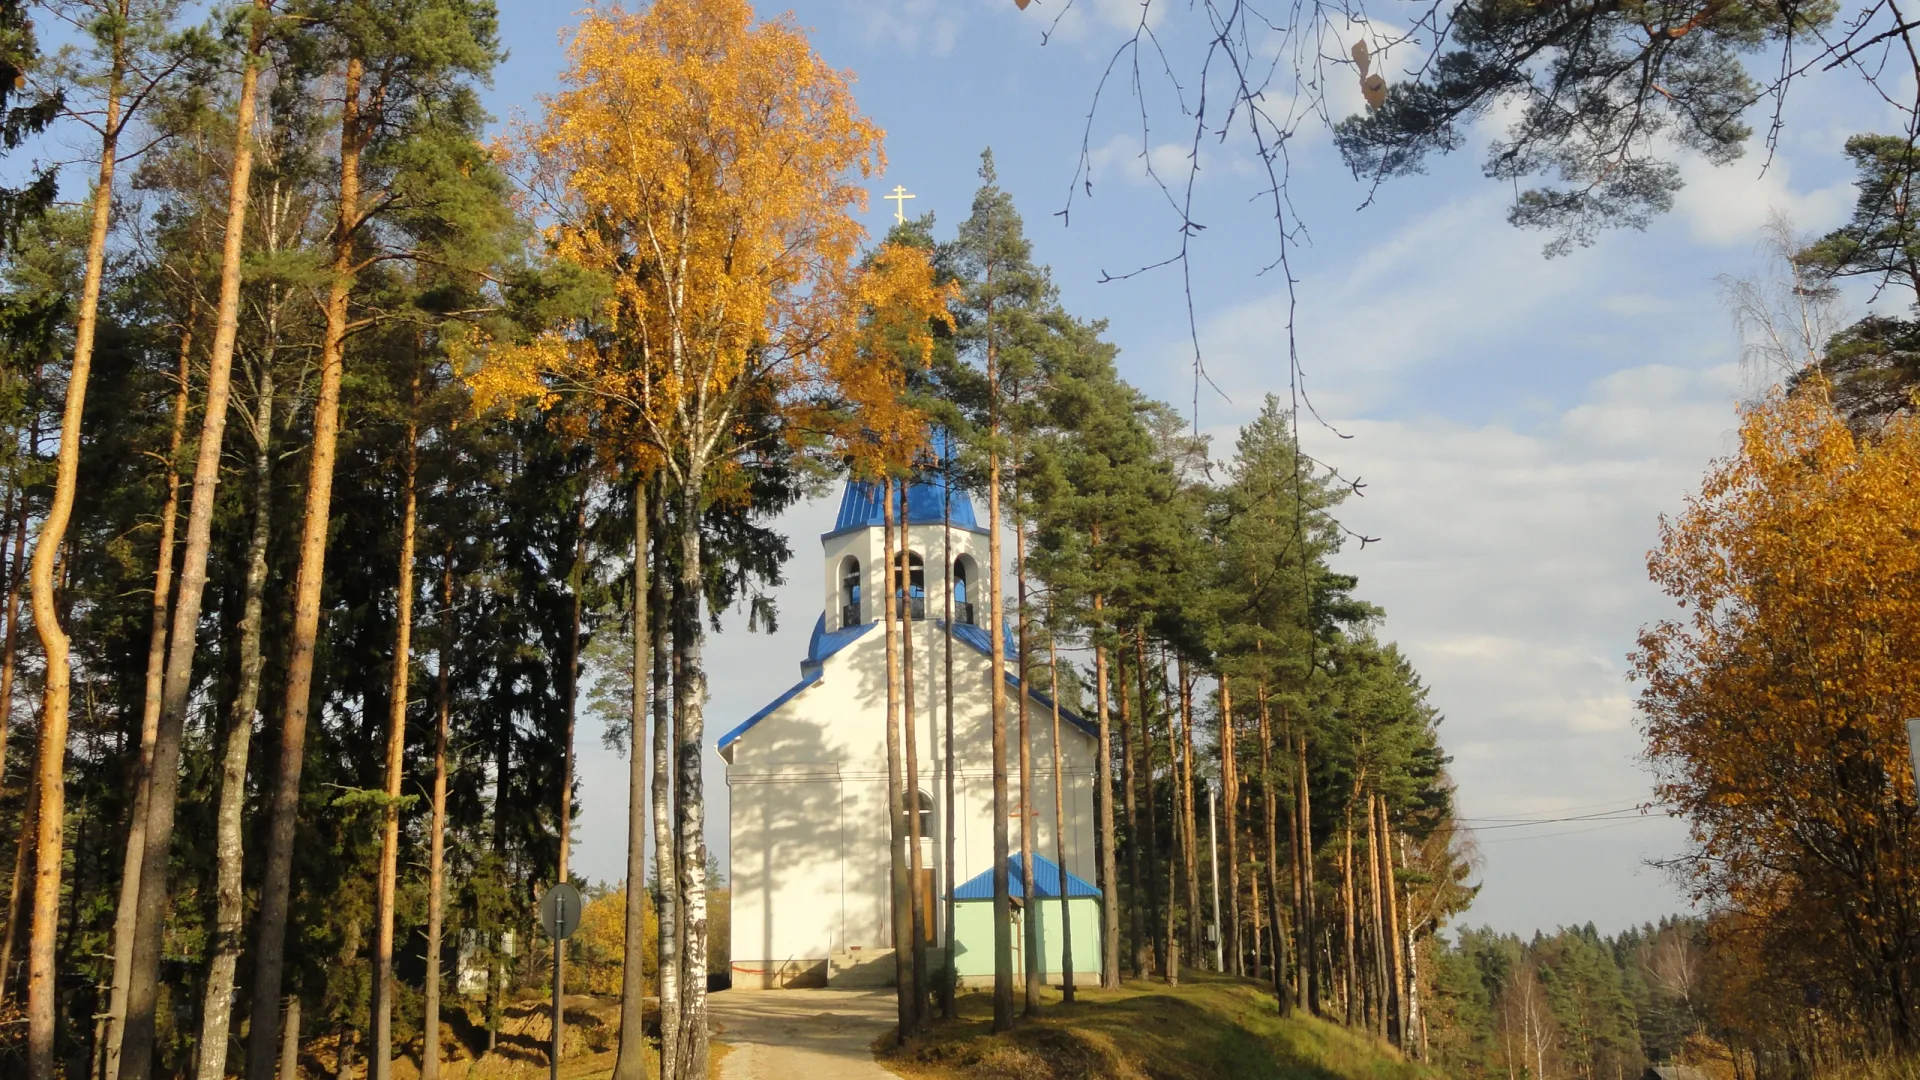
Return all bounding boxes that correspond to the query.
[953,853,1099,900]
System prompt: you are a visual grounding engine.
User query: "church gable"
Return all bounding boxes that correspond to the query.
[718,612,1099,768]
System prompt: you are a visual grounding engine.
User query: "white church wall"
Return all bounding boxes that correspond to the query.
[726,586,1102,989]
[728,767,842,988]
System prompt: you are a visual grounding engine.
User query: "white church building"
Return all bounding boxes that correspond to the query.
[720,472,1103,989]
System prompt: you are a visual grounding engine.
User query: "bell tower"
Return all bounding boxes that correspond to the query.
[819,438,989,634]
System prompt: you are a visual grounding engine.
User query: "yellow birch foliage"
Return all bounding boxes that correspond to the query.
[1633,380,1920,1045]
[823,240,958,479]
[466,0,884,481]
[571,886,657,996]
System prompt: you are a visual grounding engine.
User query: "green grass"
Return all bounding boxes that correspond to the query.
[877,972,1445,1080]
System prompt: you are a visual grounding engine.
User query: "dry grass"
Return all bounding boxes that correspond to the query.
[877,972,1444,1080]
[351,995,729,1080]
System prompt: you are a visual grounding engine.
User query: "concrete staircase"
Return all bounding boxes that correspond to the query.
[827,949,896,988]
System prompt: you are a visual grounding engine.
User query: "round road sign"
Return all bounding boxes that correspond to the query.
[539,882,584,940]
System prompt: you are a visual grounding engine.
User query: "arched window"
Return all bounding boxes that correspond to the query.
[913,789,935,837]
[893,551,926,619]
[841,557,862,627]
[953,554,980,626]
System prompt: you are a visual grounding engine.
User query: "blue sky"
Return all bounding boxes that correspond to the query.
[488,2,1885,937]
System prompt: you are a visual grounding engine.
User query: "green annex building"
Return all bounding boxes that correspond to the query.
[950,853,1104,987]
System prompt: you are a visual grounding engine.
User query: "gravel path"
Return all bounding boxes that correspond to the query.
[707,989,901,1080]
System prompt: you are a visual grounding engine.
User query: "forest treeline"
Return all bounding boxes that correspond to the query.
[1427,919,1710,1080]
[0,0,1478,1077]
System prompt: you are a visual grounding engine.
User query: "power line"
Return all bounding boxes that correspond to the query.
[1460,808,1659,831]
[1478,819,1668,845]
[1457,796,1647,820]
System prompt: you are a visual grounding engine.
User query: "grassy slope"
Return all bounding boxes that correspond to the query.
[878,973,1445,1080]
[382,995,730,1080]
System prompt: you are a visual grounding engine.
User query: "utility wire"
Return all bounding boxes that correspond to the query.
[1478,819,1668,845]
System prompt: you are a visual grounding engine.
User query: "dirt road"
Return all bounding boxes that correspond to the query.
[707,989,901,1080]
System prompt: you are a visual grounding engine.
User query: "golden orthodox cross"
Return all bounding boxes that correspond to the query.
[885,184,915,224]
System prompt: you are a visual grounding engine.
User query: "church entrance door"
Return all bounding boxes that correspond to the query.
[915,869,937,943]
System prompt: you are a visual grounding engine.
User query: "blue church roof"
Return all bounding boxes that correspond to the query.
[828,430,980,534]
[716,616,875,751]
[716,616,1102,752]
[806,613,874,669]
[954,853,1099,900]
[948,622,1101,743]
[832,477,979,533]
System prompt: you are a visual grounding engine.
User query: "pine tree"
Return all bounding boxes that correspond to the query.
[245,4,504,1074]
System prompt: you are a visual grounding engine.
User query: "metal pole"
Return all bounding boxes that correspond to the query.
[1208,784,1224,972]
[551,902,564,1080]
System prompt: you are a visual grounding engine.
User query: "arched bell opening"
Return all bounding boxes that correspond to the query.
[840,556,862,628]
[892,550,927,620]
[952,554,980,626]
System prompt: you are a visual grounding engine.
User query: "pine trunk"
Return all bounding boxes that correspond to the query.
[1178,661,1199,963]
[370,395,419,1080]
[987,381,1013,1034]
[1250,864,1264,980]
[1366,793,1387,1038]
[883,484,913,1036]
[195,359,276,1080]
[277,997,300,1080]
[246,55,363,1080]
[1,764,35,997]
[0,421,29,796]
[1016,512,1039,1014]
[1341,802,1358,1027]
[28,39,122,1072]
[1296,733,1318,1014]
[422,554,454,1080]
[122,6,271,1065]
[670,479,711,1080]
[940,473,958,1017]
[1162,666,1180,986]
[1091,602,1119,990]
[1257,683,1287,1011]
[901,480,927,1026]
[1135,634,1163,977]
[1219,674,1240,977]
[652,484,679,1080]
[1379,798,1405,1048]
[613,477,649,1080]
[1118,648,1144,978]
[107,310,190,1080]
[1048,626,1075,1001]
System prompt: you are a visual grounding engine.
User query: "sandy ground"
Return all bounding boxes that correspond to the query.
[706,989,901,1080]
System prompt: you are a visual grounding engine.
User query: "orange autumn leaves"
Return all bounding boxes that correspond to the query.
[465,0,949,475]
[1634,380,1920,1020]
[831,241,957,479]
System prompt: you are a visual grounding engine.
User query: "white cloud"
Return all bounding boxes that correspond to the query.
[1673,149,1854,247]
[1084,133,1194,188]
[855,0,966,56]
[1040,0,1165,43]
[1274,360,1742,933]
[1190,190,1593,415]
